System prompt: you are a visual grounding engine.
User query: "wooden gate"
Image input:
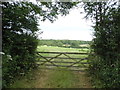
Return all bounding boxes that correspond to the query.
[36,52,90,71]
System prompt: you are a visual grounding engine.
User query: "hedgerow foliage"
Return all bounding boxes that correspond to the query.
[83,1,120,87]
[2,2,39,87]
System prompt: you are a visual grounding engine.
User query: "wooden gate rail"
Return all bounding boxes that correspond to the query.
[37,64,88,68]
[37,60,89,64]
[37,56,87,60]
[37,52,88,54]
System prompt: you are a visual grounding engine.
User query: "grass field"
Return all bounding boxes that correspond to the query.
[37,45,90,53]
[9,45,92,88]
[37,45,89,61]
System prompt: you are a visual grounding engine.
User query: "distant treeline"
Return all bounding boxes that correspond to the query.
[38,39,91,48]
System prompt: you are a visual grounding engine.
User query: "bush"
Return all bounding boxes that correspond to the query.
[2,35,38,87]
[89,53,120,88]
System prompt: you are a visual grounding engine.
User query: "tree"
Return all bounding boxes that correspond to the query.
[2,2,40,87]
[83,1,120,87]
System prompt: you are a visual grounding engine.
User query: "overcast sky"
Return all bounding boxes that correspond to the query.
[38,7,94,41]
[15,0,119,41]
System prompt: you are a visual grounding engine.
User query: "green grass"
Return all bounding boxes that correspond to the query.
[37,45,89,53]
[45,69,76,88]
[9,68,92,88]
[9,69,37,88]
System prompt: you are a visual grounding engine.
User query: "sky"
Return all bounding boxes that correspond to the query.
[38,7,94,41]
[15,0,95,41]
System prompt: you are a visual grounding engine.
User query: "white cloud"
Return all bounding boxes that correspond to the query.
[38,7,94,41]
